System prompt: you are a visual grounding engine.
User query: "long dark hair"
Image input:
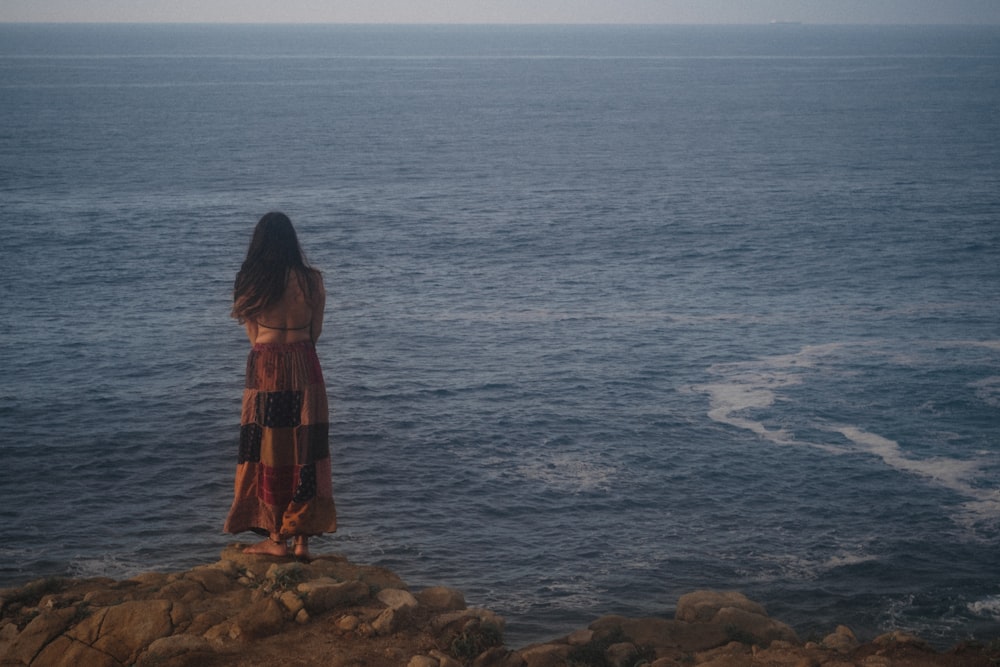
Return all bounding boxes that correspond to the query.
[232,212,319,323]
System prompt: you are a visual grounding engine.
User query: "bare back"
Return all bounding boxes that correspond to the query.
[245,270,325,345]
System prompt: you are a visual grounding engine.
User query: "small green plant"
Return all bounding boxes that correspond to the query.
[449,622,503,661]
[251,564,307,594]
[270,568,305,590]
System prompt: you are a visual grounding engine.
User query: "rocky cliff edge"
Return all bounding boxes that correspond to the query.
[1,546,996,667]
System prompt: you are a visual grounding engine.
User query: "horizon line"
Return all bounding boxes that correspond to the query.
[2,20,998,27]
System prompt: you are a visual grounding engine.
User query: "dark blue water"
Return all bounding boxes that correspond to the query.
[1,24,999,649]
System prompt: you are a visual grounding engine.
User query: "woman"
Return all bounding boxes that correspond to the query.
[224,212,337,561]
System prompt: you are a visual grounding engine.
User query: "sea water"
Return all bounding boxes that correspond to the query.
[1,24,998,648]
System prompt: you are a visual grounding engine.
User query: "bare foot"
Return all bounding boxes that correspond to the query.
[293,537,311,562]
[243,538,288,557]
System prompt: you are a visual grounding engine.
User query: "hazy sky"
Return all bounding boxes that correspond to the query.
[3,0,999,25]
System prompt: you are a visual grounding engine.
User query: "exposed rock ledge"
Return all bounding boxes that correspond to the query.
[1,547,996,667]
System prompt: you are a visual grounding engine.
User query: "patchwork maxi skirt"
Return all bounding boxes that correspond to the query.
[224,341,337,539]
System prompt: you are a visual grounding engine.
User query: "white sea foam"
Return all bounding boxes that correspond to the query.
[956,340,1000,352]
[700,377,802,447]
[515,452,616,493]
[821,552,880,570]
[696,342,1000,527]
[830,425,1000,526]
[737,549,880,583]
[694,342,853,454]
[67,554,145,581]
[970,375,1000,408]
[967,595,1000,620]
[475,446,617,494]
[833,426,981,489]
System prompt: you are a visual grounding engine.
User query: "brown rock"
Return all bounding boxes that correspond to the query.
[861,656,892,667]
[219,545,290,571]
[432,608,505,634]
[417,586,466,612]
[136,634,218,667]
[184,566,237,594]
[304,555,352,580]
[649,659,680,667]
[357,565,408,591]
[0,619,18,645]
[129,571,171,588]
[472,646,526,667]
[2,558,991,667]
[157,579,205,603]
[92,599,174,664]
[210,559,241,578]
[518,643,572,667]
[408,656,438,667]
[675,590,767,624]
[298,578,370,615]
[232,597,285,640]
[336,614,360,631]
[823,625,859,654]
[290,554,406,592]
[606,641,639,667]
[372,607,400,636]
[377,588,419,612]
[753,643,816,666]
[712,605,799,645]
[589,614,728,653]
[279,590,305,615]
[5,607,77,665]
[872,630,930,650]
[186,609,227,637]
[30,634,120,667]
[81,588,126,606]
[371,590,416,634]
[675,622,732,653]
[169,601,192,631]
[588,614,630,633]
[693,640,753,667]
[429,648,464,667]
[613,616,683,648]
[65,606,106,645]
[202,619,236,642]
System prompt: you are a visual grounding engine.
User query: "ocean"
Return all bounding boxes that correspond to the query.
[1,23,998,649]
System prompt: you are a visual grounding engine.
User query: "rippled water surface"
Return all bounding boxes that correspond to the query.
[1,24,999,648]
